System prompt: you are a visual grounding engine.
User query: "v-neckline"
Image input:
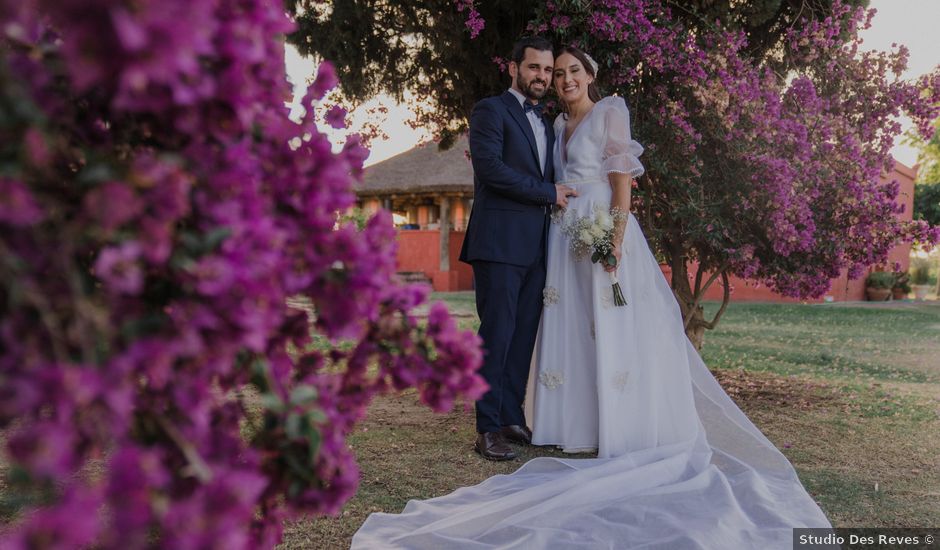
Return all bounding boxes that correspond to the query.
[562,102,597,164]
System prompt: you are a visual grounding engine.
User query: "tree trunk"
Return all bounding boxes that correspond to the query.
[670,256,706,349]
[668,251,731,351]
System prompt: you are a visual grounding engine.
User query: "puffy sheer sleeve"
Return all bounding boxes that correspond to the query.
[601,97,645,178]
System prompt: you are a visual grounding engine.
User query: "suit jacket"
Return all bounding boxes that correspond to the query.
[459,91,557,267]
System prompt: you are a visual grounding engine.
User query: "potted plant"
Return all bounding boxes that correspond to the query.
[892,271,911,300]
[864,271,894,302]
[910,257,932,300]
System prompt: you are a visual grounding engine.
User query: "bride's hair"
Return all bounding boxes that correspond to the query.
[554,45,603,118]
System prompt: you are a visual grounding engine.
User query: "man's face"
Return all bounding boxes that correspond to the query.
[509,47,554,102]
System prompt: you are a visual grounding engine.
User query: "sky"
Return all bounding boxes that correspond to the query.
[286,0,940,169]
[285,46,429,165]
[858,0,940,166]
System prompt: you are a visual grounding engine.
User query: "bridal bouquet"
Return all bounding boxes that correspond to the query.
[560,205,628,306]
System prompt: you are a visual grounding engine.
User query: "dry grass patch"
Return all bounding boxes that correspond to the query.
[716,369,940,528]
[279,391,576,550]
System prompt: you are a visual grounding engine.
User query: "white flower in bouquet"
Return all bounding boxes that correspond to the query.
[578,228,594,246]
[559,205,630,307]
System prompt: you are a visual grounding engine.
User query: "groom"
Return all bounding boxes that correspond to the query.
[459,36,576,461]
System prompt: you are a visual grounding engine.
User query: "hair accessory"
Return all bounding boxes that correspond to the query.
[583,52,599,76]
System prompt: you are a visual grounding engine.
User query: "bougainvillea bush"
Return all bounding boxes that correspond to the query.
[513,0,940,343]
[0,1,484,547]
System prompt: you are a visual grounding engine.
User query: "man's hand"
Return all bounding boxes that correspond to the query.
[554,184,578,208]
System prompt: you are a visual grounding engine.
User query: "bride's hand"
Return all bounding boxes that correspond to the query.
[604,246,622,273]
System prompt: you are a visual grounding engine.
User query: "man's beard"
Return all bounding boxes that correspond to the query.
[518,75,548,100]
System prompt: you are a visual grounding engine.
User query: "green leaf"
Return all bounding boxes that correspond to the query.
[288,480,304,499]
[285,412,302,439]
[77,163,116,185]
[178,227,231,256]
[180,230,203,253]
[248,358,271,392]
[259,393,284,413]
[250,358,267,377]
[120,314,167,339]
[591,251,601,263]
[284,451,316,481]
[305,427,322,462]
[306,409,328,424]
[203,227,232,252]
[289,385,319,406]
[606,254,617,267]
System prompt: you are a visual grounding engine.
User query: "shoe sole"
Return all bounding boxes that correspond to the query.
[474,445,516,461]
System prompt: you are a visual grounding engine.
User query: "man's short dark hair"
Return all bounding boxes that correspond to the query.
[510,36,554,64]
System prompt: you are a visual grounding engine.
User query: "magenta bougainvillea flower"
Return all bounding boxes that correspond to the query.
[0,1,485,548]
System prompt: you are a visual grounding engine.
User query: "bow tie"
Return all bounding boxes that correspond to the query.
[524,102,544,116]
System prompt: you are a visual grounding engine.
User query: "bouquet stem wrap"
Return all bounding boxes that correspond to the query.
[609,271,627,306]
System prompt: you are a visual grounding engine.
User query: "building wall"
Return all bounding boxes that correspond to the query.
[449,231,474,289]
[395,230,473,291]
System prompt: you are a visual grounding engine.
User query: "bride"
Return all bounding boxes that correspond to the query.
[353,46,832,549]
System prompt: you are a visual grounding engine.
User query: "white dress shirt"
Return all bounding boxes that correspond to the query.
[508,87,547,174]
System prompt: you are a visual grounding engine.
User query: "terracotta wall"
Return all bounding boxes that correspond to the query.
[885,160,916,272]
[449,231,475,290]
[395,230,473,291]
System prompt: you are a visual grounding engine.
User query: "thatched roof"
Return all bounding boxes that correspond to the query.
[357,135,473,196]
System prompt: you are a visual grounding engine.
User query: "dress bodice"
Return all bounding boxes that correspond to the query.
[553,96,645,184]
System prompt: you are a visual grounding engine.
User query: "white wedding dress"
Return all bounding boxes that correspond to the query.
[352,97,832,549]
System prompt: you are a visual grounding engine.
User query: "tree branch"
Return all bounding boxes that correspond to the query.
[702,270,731,330]
[693,261,704,297]
[684,260,729,329]
[155,414,214,483]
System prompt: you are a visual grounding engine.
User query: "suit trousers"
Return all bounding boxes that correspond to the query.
[471,228,547,433]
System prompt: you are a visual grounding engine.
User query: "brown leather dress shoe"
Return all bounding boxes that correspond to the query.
[500,424,532,445]
[474,432,517,461]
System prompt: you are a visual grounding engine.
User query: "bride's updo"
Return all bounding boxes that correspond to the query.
[554,45,603,113]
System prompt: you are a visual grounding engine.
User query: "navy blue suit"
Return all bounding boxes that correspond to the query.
[459,91,557,434]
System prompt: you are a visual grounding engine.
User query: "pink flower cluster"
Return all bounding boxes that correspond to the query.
[460,0,940,298]
[455,0,485,39]
[0,1,484,548]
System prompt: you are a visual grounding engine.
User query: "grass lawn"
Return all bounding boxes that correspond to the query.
[281,295,940,549]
